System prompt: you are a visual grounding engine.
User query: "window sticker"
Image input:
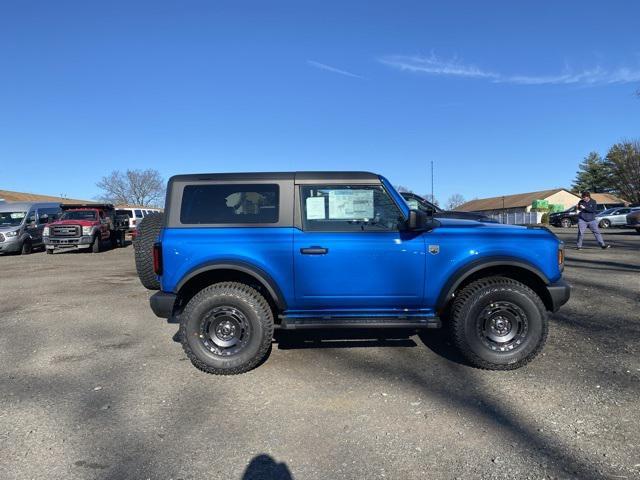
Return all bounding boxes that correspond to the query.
[328,189,374,219]
[306,196,326,220]
[11,212,26,219]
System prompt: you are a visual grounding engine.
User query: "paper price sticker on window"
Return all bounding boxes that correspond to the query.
[328,189,374,219]
[305,196,326,219]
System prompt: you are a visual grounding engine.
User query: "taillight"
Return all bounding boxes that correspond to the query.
[558,246,564,270]
[153,242,163,275]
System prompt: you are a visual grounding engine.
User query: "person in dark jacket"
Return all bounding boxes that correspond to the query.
[576,191,610,250]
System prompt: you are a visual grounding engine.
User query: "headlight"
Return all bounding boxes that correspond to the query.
[5,230,18,237]
[43,227,50,236]
[82,226,92,236]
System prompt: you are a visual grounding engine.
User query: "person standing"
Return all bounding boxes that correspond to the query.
[576,191,610,250]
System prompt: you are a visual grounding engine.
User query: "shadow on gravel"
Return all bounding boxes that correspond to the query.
[242,454,293,480]
[565,256,640,273]
[314,346,608,480]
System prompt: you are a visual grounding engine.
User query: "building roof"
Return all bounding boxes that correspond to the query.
[0,189,89,204]
[455,188,577,212]
[589,193,628,205]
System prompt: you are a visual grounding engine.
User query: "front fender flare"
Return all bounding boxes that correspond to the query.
[435,256,550,311]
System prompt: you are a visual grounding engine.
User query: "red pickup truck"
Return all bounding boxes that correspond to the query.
[43,204,127,254]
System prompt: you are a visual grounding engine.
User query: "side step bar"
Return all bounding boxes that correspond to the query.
[278,316,441,330]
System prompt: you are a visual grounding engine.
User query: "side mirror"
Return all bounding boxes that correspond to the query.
[406,209,438,231]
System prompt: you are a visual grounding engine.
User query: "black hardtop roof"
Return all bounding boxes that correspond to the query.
[168,171,381,184]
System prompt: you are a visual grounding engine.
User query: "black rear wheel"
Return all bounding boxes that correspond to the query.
[451,276,548,370]
[180,282,274,375]
[134,213,164,290]
[599,219,611,229]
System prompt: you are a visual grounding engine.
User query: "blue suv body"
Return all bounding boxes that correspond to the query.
[146,172,569,375]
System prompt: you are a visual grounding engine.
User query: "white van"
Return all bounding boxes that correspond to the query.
[116,207,162,231]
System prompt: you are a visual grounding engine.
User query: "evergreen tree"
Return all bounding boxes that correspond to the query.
[571,152,614,193]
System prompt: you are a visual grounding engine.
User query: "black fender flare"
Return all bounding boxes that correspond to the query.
[176,261,287,310]
[435,256,550,311]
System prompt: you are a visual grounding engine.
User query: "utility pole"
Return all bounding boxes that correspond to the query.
[431,160,434,204]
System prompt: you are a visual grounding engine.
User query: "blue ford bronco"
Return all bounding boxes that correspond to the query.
[138,172,570,375]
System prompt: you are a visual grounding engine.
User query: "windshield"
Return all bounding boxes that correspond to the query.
[61,210,97,221]
[0,211,26,227]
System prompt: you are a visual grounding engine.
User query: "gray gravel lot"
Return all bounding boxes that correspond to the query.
[1,229,639,480]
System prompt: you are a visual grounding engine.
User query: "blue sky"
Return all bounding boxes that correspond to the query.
[1,1,639,205]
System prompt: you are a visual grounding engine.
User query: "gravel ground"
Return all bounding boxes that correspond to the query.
[1,228,639,480]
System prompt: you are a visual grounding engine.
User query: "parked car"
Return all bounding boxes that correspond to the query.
[626,209,640,233]
[0,202,62,254]
[118,207,162,231]
[596,207,640,228]
[44,203,128,253]
[140,171,570,375]
[399,192,495,222]
[549,202,624,228]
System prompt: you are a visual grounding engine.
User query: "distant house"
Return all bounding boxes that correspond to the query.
[455,188,629,216]
[0,189,89,204]
[455,189,581,215]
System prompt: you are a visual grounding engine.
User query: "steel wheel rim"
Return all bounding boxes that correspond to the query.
[477,301,528,352]
[200,306,251,357]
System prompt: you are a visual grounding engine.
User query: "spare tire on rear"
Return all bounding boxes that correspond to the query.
[134,213,164,290]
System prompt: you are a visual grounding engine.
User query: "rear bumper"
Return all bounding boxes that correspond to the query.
[150,291,176,318]
[546,279,571,312]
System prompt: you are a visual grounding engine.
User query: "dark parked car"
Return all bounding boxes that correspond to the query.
[549,202,624,228]
[626,209,640,233]
[400,192,495,222]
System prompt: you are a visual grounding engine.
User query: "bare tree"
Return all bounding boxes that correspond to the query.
[605,140,640,204]
[97,169,165,207]
[446,193,466,210]
[394,185,413,193]
[422,193,439,207]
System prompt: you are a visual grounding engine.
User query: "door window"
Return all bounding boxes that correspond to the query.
[301,185,404,232]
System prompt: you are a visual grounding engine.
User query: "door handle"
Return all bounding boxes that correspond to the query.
[300,247,329,255]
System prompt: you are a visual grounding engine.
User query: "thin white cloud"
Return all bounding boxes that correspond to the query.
[379,53,640,86]
[307,60,363,79]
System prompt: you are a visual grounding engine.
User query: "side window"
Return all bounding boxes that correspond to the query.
[135,209,143,218]
[26,212,36,225]
[180,184,279,224]
[301,185,404,232]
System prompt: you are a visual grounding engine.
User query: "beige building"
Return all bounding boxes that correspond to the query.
[456,189,629,215]
[456,189,581,215]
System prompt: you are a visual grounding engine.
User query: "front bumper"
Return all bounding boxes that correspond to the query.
[45,236,93,249]
[546,279,571,312]
[150,291,176,318]
[0,238,21,253]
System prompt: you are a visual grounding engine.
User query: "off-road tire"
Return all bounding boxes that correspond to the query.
[91,235,101,253]
[20,240,32,255]
[451,276,548,370]
[180,282,274,375]
[134,213,164,290]
[560,218,572,228]
[599,219,611,229]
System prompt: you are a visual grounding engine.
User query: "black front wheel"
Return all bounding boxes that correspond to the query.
[560,218,572,228]
[599,219,611,229]
[451,277,548,370]
[20,240,33,255]
[180,282,274,375]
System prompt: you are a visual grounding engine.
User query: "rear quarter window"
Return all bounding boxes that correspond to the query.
[180,184,279,224]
